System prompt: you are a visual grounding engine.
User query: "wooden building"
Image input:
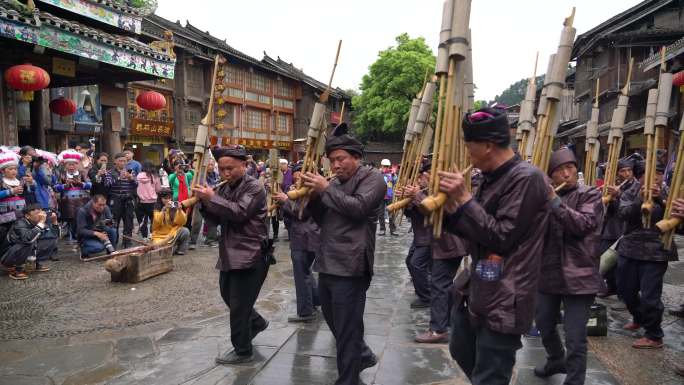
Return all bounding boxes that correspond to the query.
[0,0,175,155]
[137,16,351,163]
[556,0,684,166]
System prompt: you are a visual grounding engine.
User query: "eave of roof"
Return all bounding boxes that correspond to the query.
[572,0,674,59]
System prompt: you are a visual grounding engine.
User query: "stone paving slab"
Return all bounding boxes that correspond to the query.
[1,223,672,384]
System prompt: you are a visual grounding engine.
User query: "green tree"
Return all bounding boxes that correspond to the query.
[352,33,435,141]
[493,75,544,106]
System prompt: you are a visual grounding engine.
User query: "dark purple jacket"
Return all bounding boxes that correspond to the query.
[445,155,550,335]
[199,174,268,271]
[539,184,603,295]
[616,180,677,262]
[404,191,431,247]
[309,165,386,277]
[281,199,320,253]
[600,179,634,241]
[432,228,467,260]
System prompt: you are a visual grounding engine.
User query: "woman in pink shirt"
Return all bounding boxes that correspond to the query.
[136,161,161,239]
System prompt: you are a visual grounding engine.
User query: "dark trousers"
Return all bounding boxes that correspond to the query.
[378,200,396,233]
[599,239,618,293]
[319,273,375,385]
[189,205,201,244]
[450,304,522,385]
[430,257,462,333]
[271,215,279,239]
[405,243,431,302]
[111,197,134,247]
[291,249,319,316]
[535,293,595,385]
[0,242,34,269]
[218,258,269,356]
[616,255,667,340]
[136,202,155,238]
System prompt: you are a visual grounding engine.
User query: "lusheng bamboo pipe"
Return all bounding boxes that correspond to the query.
[601,57,634,205]
[420,165,472,212]
[181,180,229,209]
[642,48,671,227]
[287,175,338,200]
[554,182,568,193]
[600,178,631,205]
[656,113,684,249]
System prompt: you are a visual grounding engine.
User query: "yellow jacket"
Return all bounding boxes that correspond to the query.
[151,208,187,245]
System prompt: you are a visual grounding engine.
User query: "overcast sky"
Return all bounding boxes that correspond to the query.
[156,0,643,101]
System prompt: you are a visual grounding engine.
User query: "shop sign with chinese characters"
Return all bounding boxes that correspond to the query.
[131,118,173,137]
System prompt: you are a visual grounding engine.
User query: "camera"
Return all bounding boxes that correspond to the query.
[168,201,179,209]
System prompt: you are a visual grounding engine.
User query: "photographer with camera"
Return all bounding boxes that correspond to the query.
[88,152,109,198]
[0,203,53,280]
[105,153,137,249]
[76,194,116,258]
[151,189,190,255]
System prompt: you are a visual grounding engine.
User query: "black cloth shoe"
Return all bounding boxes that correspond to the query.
[361,353,378,371]
[534,360,567,377]
[378,231,386,236]
[410,299,430,309]
[253,319,269,338]
[287,313,317,323]
[390,231,399,236]
[215,350,253,365]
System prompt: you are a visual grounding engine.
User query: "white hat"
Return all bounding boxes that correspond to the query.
[381,159,391,166]
[0,151,19,170]
[58,149,83,164]
[279,158,288,164]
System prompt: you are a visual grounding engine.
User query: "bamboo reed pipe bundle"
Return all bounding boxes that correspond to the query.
[601,58,634,205]
[584,79,600,186]
[518,54,539,160]
[531,8,576,172]
[643,49,672,227]
[657,114,684,249]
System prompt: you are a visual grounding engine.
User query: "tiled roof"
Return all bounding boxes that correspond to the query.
[0,3,174,62]
[262,53,349,100]
[143,14,351,100]
[572,0,675,59]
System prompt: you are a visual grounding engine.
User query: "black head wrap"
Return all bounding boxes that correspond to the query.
[462,107,510,145]
[420,161,432,174]
[325,123,364,157]
[617,158,634,171]
[211,145,247,161]
[656,162,666,173]
[291,163,303,173]
[548,147,577,176]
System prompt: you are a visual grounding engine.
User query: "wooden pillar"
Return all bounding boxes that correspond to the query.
[103,107,122,155]
[29,90,46,148]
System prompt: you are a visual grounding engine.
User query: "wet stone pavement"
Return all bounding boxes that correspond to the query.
[0,222,681,385]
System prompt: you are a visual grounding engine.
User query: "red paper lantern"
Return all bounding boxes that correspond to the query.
[673,71,684,87]
[4,63,50,101]
[136,90,166,111]
[49,97,77,118]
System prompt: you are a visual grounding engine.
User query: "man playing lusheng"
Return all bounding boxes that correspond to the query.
[193,146,269,364]
[438,108,550,385]
[534,148,603,385]
[300,123,386,385]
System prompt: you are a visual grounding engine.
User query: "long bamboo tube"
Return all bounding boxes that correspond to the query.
[584,78,600,186]
[643,49,672,227]
[601,57,633,203]
[656,114,684,249]
[531,9,576,172]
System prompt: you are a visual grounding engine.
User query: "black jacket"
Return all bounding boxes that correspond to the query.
[309,165,386,277]
[76,201,113,243]
[616,180,677,262]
